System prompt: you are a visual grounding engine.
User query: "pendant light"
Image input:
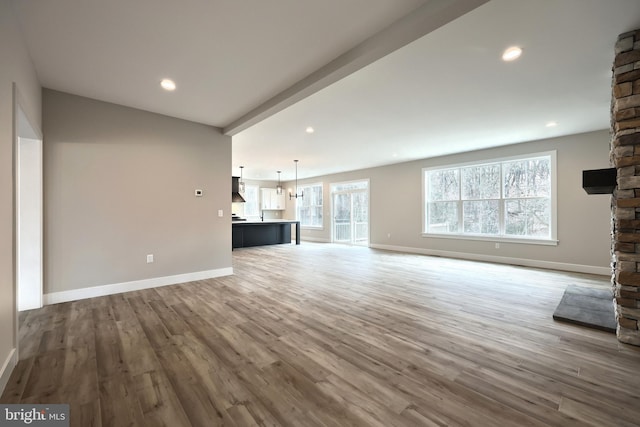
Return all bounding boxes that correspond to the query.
[276,171,283,195]
[289,160,304,200]
[238,166,245,193]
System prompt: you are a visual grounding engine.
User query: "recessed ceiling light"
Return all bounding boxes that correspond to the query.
[502,46,522,62]
[160,78,176,91]
[546,121,558,127]
[305,126,314,134]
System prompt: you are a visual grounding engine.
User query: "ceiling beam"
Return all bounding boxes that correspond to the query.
[223,0,489,136]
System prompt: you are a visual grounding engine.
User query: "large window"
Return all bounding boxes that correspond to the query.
[424,152,556,244]
[297,183,323,228]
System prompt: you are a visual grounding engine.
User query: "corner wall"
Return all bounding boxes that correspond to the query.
[0,0,42,393]
[610,29,640,346]
[43,90,232,301]
[287,130,611,274]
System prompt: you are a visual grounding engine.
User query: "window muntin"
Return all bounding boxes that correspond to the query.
[297,183,323,228]
[424,153,555,242]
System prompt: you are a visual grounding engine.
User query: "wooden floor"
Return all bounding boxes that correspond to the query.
[3,243,640,426]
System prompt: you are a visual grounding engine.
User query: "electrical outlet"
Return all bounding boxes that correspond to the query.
[147,254,154,263]
[218,209,223,217]
[495,243,500,249]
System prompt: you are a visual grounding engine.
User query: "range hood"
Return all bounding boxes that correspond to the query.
[232,176,245,202]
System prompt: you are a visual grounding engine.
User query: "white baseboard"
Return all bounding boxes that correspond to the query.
[0,348,17,396]
[44,267,234,305]
[301,236,331,243]
[370,244,610,276]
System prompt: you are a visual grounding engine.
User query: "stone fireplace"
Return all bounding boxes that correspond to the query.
[611,29,640,346]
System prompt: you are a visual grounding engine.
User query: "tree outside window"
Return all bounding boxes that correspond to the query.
[244,184,260,218]
[297,183,323,228]
[424,153,554,242]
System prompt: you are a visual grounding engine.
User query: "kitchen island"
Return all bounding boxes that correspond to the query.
[232,220,300,249]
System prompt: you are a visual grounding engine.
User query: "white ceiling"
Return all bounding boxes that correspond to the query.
[13,0,640,181]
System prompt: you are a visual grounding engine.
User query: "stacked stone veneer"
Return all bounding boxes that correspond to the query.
[611,29,640,346]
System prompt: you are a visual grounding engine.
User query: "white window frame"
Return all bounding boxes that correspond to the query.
[330,179,370,245]
[296,182,324,229]
[422,151,558,246]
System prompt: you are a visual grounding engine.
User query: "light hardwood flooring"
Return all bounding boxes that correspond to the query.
[2,243,640,426]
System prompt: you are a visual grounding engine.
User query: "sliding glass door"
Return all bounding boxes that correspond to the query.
[331,181,369,246]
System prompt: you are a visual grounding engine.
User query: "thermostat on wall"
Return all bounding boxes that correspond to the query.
[195,189,203,197]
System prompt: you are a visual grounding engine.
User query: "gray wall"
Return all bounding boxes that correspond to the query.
[285,130,612,272]
[43,90,232,294]
[0,0,42,387]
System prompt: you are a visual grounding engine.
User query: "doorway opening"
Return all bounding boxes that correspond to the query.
[331,180,369,246]
[16,105,43,311]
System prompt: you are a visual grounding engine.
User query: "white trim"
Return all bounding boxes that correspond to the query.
[370,243,610,276]
[13,84,45,370]
[549,150,558,242]
[0,348,17,396]
[44,267,233,305]
[300,236,331,243]
[422,233,559,246]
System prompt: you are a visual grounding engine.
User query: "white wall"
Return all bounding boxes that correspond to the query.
[43,90,232,300]
[0,0,42,393]
[287,130,612,274]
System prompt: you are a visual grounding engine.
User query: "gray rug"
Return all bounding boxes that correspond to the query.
[552,285,616,333]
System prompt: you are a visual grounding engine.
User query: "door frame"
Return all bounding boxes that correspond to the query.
[330,179,370,246]
[14,87,43,314]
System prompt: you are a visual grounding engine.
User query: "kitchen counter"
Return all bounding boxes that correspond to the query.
[239,219,299,225]
[232,220,300,249]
